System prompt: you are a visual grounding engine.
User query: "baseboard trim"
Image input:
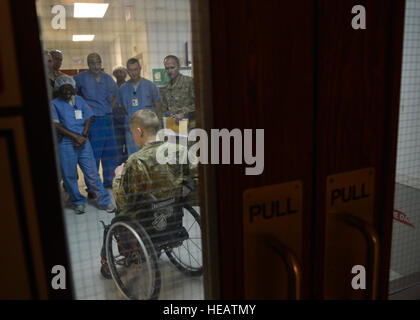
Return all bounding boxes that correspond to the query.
[389,271,420,299]
[395,173,420,190]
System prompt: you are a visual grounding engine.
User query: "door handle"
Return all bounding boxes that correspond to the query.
[264,236,302,299]
[332,213,379,299]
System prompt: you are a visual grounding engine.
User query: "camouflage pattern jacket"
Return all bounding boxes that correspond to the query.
[112,140,196,218]
[160,74,196,129]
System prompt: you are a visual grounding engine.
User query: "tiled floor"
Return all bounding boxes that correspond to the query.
[389,183,420,297]
[63,175,420,299]
[391,184,420,277]
[61,167,204,300]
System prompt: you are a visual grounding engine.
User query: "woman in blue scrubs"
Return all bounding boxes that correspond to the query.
[52,76,116,214]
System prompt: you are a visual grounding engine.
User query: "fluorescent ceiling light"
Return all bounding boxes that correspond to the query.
[73,34,95,41]
[74,3,109,18]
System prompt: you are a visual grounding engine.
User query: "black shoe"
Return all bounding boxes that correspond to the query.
[73,204,86,215]
[88,192,97,200]
[100,264,112,279]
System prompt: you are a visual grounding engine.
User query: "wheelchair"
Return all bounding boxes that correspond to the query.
[99,187,202,300]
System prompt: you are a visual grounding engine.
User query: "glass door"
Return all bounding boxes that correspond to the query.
[389,0,420,299]
[35,0,210,300]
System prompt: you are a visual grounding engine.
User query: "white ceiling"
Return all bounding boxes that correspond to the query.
[36,0,191,43]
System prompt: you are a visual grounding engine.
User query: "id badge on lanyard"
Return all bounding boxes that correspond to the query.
[75,109,83,120]
[132,97,139,107]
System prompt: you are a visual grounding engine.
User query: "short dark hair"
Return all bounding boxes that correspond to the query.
[126,58,141,68]
[87,53,102,64]
[164,55,180,67]
[50,50,63,57]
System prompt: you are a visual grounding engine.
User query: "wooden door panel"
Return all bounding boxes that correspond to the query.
[314,0,405,299]
[209,0,315,299]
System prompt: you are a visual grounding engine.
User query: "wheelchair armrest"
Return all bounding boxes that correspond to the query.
[181,181,195,192]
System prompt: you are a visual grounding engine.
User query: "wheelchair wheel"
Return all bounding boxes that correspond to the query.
[165,205,203,276]
[105,219,161,300]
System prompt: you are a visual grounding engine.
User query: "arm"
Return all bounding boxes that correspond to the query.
[154,100,162,114]
[152,84,162,114]
[79,98,94,142]
[82,117,92,137]
[113,102,128,119]
[175,78,196,120]
[111,96,116,110]
[112,164,124,198]
[115,87,127,115]
[55,123,87,146]
[110,77,118,110]
[159,88,168,119]
[185,78,196,118]
[113,161,148,215]
[121,103,128,115]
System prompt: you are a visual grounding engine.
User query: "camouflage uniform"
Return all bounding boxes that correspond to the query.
[112,140,197,219]
[160,74,196,129]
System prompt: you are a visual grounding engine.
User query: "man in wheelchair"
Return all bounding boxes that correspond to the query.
[100,109,198,283]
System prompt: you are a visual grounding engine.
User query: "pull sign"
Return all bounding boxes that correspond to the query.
[249,198,297,223]
[326,167,375,222]
[244,181,302,227]
[243,181,303,299]
[330,183,371,206]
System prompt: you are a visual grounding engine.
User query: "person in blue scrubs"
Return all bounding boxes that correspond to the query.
[52,76,116,214]
[117,58,161,156]
[74,53,119,195]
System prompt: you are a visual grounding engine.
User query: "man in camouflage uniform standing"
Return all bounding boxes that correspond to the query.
[160,55,196,129]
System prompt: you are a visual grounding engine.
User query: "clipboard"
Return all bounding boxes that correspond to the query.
[163,116,189,134]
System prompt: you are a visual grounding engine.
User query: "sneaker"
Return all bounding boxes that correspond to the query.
[73,204,86,215]
[98,203,116,213]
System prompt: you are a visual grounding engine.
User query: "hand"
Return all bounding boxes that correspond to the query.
[118,104,128,115]
[174,113,184,124]
[175,113,185,120]
[115,164,125,176]
[74,135,87,146]
[115,104,127,115]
